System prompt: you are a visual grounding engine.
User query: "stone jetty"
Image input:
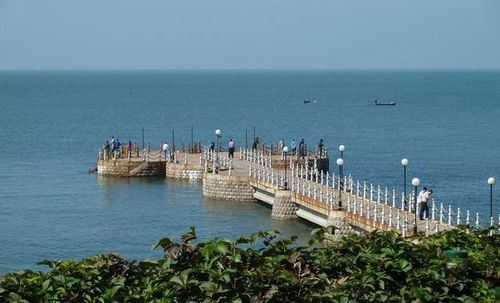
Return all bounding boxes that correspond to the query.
[97,142,499,239]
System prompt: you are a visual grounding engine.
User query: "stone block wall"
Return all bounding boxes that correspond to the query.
[271,190,298,220]
[97,160,166,177]
[165,163,203,180]
[326,210,356,240]
[202,173,256,201]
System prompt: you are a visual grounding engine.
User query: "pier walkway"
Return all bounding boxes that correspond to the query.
[97,144,499,238]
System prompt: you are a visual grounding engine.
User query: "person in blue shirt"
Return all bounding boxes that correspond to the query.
[252,137,259,150]
[113,138,121,157]
[290,139,297,156]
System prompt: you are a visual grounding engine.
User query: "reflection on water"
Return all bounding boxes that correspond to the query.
[93,175,315,253]
[200,196,316,244]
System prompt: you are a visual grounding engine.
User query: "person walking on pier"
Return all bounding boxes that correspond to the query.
[318,139,324,158]
[290,139,297,156]
[228,139,235,158]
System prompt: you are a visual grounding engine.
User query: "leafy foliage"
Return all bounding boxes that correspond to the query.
[1,226,498,302]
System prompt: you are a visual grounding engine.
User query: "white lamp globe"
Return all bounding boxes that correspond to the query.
[488,177,496,185]
[339,145,345,152]
[215,129,221,136]
[401,158,409,166]
[411,178,420,187]
[336,158,344,166]
[283,146,289,153]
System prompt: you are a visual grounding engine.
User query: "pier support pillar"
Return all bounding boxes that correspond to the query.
[271,190,298,220]
[326,210,355,239]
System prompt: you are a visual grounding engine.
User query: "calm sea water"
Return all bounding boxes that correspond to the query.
[1,70,499,273]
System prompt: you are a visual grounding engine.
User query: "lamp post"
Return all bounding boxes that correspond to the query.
[283,146,289,189]
[245,128,248,149]
[172,129,175,154]
[141,127,145,150]
[401,158,409,209]
[412,178,420,235]
[488,177,495,218]
[339,144,345,159]
[215,129,221,170]
[337,158,344,208]
[190,125,194,153]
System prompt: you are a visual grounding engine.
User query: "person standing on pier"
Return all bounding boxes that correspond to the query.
[162,142,169,160]
[298,139,305,159]
[290,139,297,156]
[252,137,259,150]
[127,141,132,158]
[113,138,121,157]
[277,138,284,155]
[417,187,428,219]
[209,142,215,152]
[110,136,116,152]
[103,141,110,155]
[228,139,235,158]
[419,189,432,220]
[318,139,324,157]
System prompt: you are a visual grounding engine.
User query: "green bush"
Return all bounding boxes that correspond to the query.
[1,227,498,302]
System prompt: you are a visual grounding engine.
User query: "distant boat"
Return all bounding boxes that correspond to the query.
[304,99,316,104]
[374,100,396,106]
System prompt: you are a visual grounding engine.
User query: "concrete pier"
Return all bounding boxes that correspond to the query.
[203,173,255,201]
[271,190,298,220]
[96,143,499,238]
[165,162,204,179]
[97,156,166,177]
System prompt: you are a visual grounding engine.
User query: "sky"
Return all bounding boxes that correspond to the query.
[0,0,499,70]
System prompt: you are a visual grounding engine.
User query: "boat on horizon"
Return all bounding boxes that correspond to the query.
[304,99,316,104]
[374,100,396,106]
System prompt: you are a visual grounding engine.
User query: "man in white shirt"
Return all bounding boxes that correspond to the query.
[228,139,235,158]
[419,187,431,220]
[162,142,169,160]
[417,187,427,215]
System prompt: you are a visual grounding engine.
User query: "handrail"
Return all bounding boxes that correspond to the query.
[248,161,499,236]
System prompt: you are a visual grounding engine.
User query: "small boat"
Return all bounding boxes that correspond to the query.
[304,99,311,104]
[374,100,396,106]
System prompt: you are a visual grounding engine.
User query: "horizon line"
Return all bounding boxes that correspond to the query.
[1,68,500,72]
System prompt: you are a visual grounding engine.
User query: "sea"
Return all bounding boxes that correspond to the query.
[1,70,499,273]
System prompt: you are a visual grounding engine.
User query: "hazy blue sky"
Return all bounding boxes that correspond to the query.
[1,0,499,70]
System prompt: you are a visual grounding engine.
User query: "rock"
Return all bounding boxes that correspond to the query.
[88,167,98,173]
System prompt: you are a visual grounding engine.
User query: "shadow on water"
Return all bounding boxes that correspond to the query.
[252,200,320,229]
[97,175,202,188]
[200,196,317,245]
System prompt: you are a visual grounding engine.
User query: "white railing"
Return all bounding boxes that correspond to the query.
[248,161,499,236]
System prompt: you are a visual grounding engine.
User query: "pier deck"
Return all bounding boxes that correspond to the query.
[97,146,498,238]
